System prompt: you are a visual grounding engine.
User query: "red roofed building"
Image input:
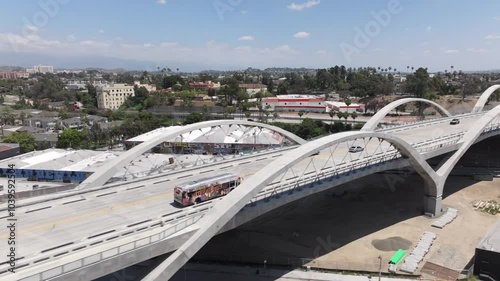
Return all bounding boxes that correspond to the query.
[189,81,221,91]
[262,95,325,112]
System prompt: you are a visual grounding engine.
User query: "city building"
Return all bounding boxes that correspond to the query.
[96,83,135,110]
[27,65,54,74]
[0,143,20,160]
[134,81,157,92]
[239,83,268,97]
[0,71,29,79]
[325,101,365,113]
[262,95,325,112]
[474,220,500,281]
[189,81,221,91]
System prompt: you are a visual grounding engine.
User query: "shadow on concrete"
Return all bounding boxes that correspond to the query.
[98,136,500,280]
[193,174,475,265]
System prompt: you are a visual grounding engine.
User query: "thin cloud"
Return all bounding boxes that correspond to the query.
[26,25,39,33]
[494,17,500,21]
[157,0,166,4]
[485,34,500,40]
[467,48,488,53]
[293,31,310,39]
[426,26,432,32]
[287,0,320,11]
[443,49,459,54]
[98,29,105,34]
[241,10,248,14]
[79,40,110,48]
[238,35,255,41]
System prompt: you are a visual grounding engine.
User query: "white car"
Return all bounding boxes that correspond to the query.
[349,146,364,153]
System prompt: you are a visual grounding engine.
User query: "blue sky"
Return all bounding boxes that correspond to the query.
[1,0,500,71]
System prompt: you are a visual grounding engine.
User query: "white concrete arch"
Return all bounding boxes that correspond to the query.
[437,104,500,179]
[361,98,452,131]
[471,85,500,113]
[79,120,306,189]
[142,131,439,280]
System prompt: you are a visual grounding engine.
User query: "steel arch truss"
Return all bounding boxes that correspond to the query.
[471,85,500,113]
[79,120,306,189]
[142,131,439,280]
[361,98,452,131]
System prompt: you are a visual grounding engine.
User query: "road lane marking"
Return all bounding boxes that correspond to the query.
[0,191,173,239]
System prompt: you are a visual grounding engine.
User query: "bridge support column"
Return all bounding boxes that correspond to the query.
[422,179,444,217]
[423,194,443,217]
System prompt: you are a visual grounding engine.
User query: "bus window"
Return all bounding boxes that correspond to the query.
[229,180,236,188]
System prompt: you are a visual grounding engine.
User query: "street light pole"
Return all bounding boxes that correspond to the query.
[378,255,382,281]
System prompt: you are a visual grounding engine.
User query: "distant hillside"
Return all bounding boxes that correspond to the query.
[0,65,25,72]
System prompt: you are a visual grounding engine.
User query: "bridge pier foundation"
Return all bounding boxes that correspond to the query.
[423,194,443,217]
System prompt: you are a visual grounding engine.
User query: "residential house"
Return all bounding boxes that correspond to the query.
[23,117,61,131]
[32,133,58,148]
[61,115,107,130]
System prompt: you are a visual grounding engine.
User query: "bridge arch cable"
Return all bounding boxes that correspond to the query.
[141,131,439,281]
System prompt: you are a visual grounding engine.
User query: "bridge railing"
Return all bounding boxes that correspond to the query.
[16,213,205,281]
[378,112,485,132]
[117,144,295,181]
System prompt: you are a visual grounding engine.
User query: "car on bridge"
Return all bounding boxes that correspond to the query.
[349,146,364,153]
[450,118,460,125]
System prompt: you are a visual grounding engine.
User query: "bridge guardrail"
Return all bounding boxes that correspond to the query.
[379,112,485,132]
[16,213,205,281]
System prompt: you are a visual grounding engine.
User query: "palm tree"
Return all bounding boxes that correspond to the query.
[244,111,251,120]
[298,110,305,121]
[328,110,336,126]
[344,97,352,113]
[336,111,344,129]
[407,65,410,73]
[350,111,358,125]
[273,111,279,121]
[328,109,335,132]
[411,66,414,72]
[342,112,349,127]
